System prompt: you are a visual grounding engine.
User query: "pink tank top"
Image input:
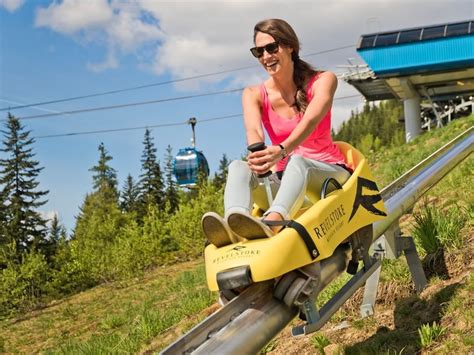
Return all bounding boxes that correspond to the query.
[260,74,347,172]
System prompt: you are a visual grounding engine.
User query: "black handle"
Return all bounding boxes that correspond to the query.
[320,177,343,199]
[247,142,272,178]
[247,142,266,153]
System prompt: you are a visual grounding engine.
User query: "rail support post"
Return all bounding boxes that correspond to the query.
[381,222,403,259]
[400,236,427,292]
[360,221,427,318]
[383,220,427,292]
[360,240,385,317]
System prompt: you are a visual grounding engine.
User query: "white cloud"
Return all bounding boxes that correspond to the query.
[35,0,113,34]
[34,0,163,72]
[32,0,472,82]
[0,0,25,12]
[136,0,472,90]
[152,34,250,90]
[105,1,163,52]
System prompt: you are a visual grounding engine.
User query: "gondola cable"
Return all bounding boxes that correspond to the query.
[0,44,355,112]
[34,113,242,139]
[14,93,360,122]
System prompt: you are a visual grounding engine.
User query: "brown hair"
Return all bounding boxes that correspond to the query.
[253,18,319,113]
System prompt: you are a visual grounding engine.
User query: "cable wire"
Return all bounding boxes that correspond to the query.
[13,88,244,121]
[12,88,360,121]
[33,94,361,139]
[1,44,355,112]
[35,114,243,139]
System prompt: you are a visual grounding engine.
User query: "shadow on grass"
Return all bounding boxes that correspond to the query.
[344,282,461,354]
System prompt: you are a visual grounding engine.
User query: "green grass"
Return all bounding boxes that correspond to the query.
[310,332,331,354]
[380,259,411,283]
[412,202,469,254]
[369,115,473,189]
[418,321,446,348]
[0,261,215,353]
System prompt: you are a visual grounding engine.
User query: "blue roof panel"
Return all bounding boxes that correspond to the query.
[357,35,474,76]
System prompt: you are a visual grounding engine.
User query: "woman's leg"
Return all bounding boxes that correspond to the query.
[265,155,351,220]
[223,160,260,218]
[203,160,258,246]
[225,160,278,239]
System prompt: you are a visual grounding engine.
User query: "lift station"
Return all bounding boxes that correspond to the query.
[342,19,474,142]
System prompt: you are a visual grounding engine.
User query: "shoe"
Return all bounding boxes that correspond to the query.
[227,212,274,240]
[201,212,235,247]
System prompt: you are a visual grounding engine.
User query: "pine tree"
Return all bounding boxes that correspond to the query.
[120,174,140,213]
[164,145,179,213]
[43,213,66,264]
[139,129,164,212]
[0,113,49,263]
[213,154,229,190]
[70,187,124,289]
[89,142,118,199]
[0,189,8,268]
[49,214,66,243]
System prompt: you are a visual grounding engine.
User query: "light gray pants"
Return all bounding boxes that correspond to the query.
[224,155,351,220]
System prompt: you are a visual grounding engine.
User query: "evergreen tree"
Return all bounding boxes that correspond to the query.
[43,213,67,265]
[49,214,66,243]
[0,189,8,268]
[213,154,229,190]
[164,145,179,213]
[139,129,164,212]
[0,113,49,263]
[70,186,125,289]
[66,142,122,286]
[89,142,118,199]
[0,188,6,231]
[120,174,140,213]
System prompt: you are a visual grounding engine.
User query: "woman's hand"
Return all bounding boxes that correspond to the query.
[247,145,282,175]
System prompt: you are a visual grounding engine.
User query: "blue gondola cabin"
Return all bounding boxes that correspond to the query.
[173,147,210,188]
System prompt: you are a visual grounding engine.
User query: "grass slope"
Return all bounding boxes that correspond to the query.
[1,116,472,354]
[0,260,215,353]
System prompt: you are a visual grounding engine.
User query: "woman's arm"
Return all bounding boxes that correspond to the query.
[242,85,273,174]
[242,85,265,145]
[248,72,338,175]
[281,71,338,153]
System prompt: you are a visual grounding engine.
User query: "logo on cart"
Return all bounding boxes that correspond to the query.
[349,177,387,222]
[229,246,246,252]
[313,204,346,240]
[211,246,261,264]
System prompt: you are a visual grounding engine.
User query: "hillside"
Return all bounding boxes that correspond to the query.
[0,115,472,354]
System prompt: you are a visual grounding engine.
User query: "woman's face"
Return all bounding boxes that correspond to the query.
[254,32,293,76]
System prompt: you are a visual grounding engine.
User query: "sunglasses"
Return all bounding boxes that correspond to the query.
[250,41,280,58]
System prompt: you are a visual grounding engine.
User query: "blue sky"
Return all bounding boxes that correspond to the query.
[0,0,471,231]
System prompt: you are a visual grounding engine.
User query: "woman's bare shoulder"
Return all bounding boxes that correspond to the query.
[243,84,262,102]
[311,71,337,91]
[243,84,261,94]
[316,71,337,82]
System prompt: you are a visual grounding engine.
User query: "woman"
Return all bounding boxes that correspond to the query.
[202,18,352,247]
